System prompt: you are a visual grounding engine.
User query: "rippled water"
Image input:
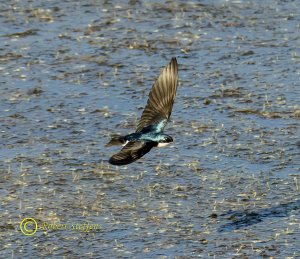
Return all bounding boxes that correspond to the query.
[1,0,300,257]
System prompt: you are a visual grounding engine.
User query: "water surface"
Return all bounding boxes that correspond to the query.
[1,0,299,257]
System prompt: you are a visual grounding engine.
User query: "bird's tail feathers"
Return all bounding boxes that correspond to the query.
[105,134,126,147]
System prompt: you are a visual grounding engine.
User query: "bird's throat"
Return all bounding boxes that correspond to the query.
[157,142,171,147]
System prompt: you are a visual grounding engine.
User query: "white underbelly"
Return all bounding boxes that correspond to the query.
[122,140,129,146]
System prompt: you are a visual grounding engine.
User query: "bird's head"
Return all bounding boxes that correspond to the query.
[162,135,173,143]
[157,135,173,147]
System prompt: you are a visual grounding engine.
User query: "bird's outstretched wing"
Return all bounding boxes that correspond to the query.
[109,141,156,165]
[136,57,178,133]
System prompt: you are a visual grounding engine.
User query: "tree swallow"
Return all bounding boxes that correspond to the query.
[106,57,178,165]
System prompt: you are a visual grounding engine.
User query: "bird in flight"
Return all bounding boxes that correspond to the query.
[106,57,178,165]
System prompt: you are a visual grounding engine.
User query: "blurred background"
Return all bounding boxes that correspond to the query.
[1,0,299,257]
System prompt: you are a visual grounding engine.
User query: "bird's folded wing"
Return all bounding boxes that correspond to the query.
[109,141,156,165]
[136,57,178,133]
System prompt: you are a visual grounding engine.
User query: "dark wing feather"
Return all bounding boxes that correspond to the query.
[109,141,155,165]
[136,57,178,133]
